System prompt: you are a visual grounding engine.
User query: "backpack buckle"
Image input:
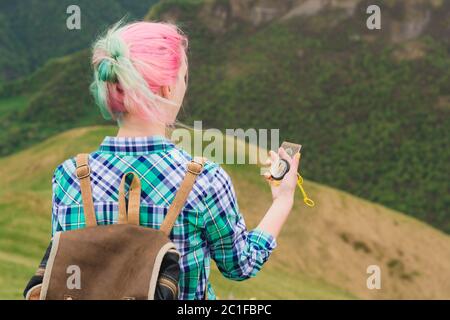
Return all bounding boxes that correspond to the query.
[187,158,204,175]
[76,164,91,179]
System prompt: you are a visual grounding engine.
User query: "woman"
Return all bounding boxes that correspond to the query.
[25,21,300,300]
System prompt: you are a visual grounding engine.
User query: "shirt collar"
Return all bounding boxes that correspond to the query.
[98,135,175,155]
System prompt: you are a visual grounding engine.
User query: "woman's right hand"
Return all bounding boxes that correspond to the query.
[257,148,301,238]
[264,147,301,203]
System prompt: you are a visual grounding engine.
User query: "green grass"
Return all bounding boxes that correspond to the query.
[0,96,28,114]
[0,195,50,299]
[210,265,356,300]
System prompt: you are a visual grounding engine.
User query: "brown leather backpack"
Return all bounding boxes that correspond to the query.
[26,153,204,300]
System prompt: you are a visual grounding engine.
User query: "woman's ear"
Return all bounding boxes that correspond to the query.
[160,85,171,99]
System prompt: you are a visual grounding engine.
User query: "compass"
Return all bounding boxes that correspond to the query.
[270,158,290,181]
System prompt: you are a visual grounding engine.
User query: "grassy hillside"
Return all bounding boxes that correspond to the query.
[0,0,448,234]
[0,126,449,299]
[147,0,450,233]
[0,50,108,156]
[0,0,157,81]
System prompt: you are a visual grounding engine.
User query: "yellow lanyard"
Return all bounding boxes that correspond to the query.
[297,173,315,207]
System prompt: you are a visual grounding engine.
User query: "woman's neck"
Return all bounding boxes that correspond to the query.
[116,114,167,138]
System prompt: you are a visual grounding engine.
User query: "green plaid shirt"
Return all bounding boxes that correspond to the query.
[51,135,276,299]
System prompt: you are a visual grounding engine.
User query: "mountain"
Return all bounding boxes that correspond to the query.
[0,126,449,299]
[148,0,450,233]
[0,0,157,81]
[0,0,448,234]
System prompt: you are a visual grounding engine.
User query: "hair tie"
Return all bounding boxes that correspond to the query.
[98,59,118,83]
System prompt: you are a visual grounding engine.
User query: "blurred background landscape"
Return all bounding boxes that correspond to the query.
[0,0,449,299]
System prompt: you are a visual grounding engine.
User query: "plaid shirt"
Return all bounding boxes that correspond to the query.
[51,135,277,300]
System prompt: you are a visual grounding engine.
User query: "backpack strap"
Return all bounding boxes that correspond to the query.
[159,157,206,236]
[75,153,97,227]
[117,172,141,225]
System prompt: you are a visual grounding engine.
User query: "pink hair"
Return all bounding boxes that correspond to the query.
[90,21,188,123]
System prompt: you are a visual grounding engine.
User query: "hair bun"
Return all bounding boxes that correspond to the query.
[98,59,118,83]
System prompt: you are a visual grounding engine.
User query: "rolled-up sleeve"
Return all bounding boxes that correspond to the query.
[203,165,277,281]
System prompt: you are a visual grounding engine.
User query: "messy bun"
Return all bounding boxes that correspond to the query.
[90,20,188,124]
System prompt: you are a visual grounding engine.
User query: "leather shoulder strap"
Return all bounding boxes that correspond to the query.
[75,153,97,227]
[159,157,206,236]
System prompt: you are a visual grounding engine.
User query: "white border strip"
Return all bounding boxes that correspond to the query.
[39,232,62,300]
[147,242,178,300]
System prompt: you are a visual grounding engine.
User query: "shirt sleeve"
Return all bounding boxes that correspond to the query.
[51,166,63,236]
[202,165,277,281]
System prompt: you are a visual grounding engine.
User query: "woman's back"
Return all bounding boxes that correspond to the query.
[51,135,276,299]
[23,20,300,301]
